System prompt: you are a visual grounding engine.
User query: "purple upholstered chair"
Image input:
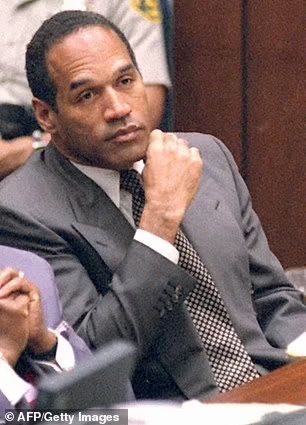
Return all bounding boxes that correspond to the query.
[0,245,91,362]
[0,245,94,415]
[0,245,62,328]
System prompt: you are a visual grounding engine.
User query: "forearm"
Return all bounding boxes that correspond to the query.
[28,330,57,356]
[77,241,195,352]
[29,328,76,371]
[0,138,33,179]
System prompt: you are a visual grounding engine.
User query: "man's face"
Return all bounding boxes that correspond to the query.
[46,26,151,170]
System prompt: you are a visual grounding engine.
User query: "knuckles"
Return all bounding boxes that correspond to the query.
[146,131,204,184]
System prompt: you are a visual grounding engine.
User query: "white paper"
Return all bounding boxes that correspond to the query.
[287,331,306,357]
[117,400,304,425]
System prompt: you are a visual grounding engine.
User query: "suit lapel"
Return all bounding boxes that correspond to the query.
[71,221,134,273]
[182,173,221,278]
[43,144,135,273]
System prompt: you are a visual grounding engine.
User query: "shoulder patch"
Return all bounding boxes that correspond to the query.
[130,0,162,24]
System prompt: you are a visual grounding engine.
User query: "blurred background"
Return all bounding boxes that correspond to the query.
[170,0,305,269]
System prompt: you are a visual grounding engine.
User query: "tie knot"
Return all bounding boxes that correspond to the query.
[120,169,143,196]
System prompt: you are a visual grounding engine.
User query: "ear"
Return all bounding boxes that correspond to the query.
[32,98,58,134]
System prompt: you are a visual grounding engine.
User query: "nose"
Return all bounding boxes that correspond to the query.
[103,88,132,122]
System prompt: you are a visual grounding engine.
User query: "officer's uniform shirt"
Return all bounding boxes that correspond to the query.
[0,0,171,105]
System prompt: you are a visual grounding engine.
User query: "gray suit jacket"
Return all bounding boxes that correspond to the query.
[0,133,305,400]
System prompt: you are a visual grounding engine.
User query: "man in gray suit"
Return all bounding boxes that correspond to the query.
[0,10,305,401]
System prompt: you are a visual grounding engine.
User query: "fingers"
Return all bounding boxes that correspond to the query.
[149,131,199,155]
[0,275,28,298]
[0,268,38,299]
[163,134,190,154]
[0,268,21,288]
[189,146,202,165]
[13,294,30,317]
[148,130,203,164]
[145,130,203,199]
[149,130,190,148]
[147,131,202,172]
[0,293,30,317]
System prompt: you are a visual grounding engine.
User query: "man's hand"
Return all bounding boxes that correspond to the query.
[0,269,30,366]
[0,268,56,355]
[140,130,203,244]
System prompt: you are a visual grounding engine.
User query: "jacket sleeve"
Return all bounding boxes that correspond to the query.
[212,136,306,347]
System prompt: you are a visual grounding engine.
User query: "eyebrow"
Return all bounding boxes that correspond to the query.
[117,63,135,75]
[69,79,93,91]
[69,63,136,92]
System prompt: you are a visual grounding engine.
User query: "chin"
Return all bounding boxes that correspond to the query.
[117,146,146,169]
[92,157,139,171]
[91,140,147,170]
[112,157,142,171]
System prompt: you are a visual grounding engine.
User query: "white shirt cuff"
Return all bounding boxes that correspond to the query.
[49,327,76,371]
[0,357,33,406]
[134,229,179,264]
[34,327,76,373]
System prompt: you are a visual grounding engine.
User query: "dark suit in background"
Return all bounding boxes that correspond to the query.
[0,133,305,400]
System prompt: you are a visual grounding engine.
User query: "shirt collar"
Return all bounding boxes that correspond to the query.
[71,160,144,208]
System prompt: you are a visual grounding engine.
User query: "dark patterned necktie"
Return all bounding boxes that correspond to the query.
[120,169,260,392]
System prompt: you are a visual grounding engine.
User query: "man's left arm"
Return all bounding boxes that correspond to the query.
[213,137,306,348]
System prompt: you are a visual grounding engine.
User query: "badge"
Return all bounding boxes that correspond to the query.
[130,0,162,24]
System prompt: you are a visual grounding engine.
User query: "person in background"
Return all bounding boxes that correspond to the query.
[0,0,170,179]
[0,267,90,413]
[0,137,34,181]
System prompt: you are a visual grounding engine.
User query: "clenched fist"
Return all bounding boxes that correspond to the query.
[140,130,203,244]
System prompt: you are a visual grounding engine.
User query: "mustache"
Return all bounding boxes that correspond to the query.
[104,118,145,141]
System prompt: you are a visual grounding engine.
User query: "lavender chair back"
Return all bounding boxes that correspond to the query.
[0,245,62,328]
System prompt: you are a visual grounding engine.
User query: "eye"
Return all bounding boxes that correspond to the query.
[78,90,95,103]
[120,77,133,87]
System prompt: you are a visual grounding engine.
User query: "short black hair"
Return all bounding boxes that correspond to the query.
[26,10,139,110]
